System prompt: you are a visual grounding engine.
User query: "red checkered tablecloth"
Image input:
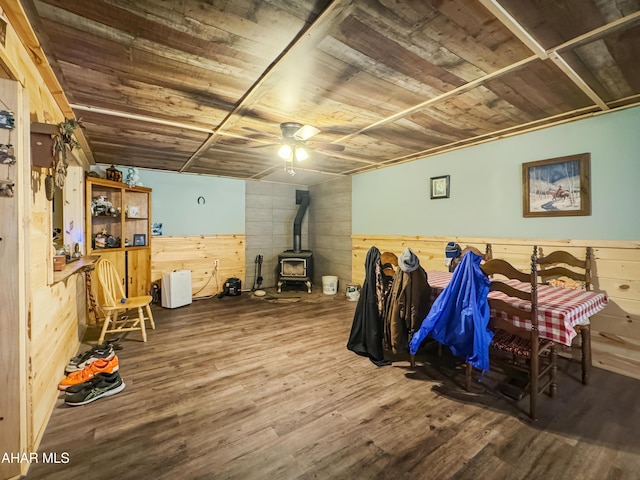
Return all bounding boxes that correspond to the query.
[426,270,609,346]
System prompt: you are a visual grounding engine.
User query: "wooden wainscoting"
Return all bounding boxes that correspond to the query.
[352,235,640,380]
[29,171,89,454]
[151,235,245,298]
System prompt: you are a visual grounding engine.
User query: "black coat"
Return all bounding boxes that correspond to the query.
[347,247,391,366]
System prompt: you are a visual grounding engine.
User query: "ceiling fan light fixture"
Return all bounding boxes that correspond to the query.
[278,144,292,159]
[295,146,308,161]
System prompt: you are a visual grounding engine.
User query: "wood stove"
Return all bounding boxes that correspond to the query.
[277,190,313,293]
[277,251,313,293]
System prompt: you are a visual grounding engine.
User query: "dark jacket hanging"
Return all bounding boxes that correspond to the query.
[347,246,391,366]
[383,247,431,353]
[384,265,432,354]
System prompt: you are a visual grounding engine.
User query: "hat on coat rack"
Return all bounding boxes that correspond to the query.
[380,251,398,277]
[444,242,462,269]
[445,242,462,258]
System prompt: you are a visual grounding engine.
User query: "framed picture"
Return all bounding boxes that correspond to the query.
[430,175,450,199]
[151,222,163,236]
[523,153,591,217]
[133,233,146,246]
[127,205,140,218]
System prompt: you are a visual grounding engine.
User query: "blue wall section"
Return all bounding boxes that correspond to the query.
[353,106,640,241]
[134,169,245,236]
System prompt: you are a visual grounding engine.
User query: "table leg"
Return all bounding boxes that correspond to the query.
[580,325,591,385]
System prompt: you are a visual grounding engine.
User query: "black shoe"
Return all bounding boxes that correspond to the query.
[64,372,125,406]
[63,371,121,394]
[65,344,115,374]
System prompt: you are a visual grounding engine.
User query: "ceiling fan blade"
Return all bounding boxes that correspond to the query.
[308,141,345,152]
[294,124,320,141]
[241,126,280,139]
[250,143,278,149]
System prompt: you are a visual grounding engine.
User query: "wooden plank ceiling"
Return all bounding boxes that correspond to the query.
[19,0,640,185]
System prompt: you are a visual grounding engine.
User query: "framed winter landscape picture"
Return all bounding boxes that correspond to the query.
[522,153,591,217]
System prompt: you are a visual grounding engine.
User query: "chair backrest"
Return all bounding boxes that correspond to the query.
[535,246,591,291]
[450,244,492,271]
[481,252,538,335]
[96,258,126,308]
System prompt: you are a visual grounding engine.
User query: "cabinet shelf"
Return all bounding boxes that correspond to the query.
[86,177,152,297]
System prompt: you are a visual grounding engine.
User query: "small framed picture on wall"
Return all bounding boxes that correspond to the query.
[430,175,450,199]
[133,234,146,246]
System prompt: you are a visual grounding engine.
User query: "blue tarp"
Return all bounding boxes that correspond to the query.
[409,251,493,371]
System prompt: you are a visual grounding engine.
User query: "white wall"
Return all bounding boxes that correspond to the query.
[352,106,640,241]
[93,166,245,236]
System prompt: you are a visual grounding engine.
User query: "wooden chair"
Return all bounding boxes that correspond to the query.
[450,244,492,271]
[96,258,155,343]
[536,246,592,384]
[469,252,557,420]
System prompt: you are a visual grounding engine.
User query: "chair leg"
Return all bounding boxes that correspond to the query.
[146,304,156,330]
[580,325,591,385]
[138,307,147,342]
[98,312,112,344]
[465,363,472,391]
[550,345,557,398]
[530,353,539,421]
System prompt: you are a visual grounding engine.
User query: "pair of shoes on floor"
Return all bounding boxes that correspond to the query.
[64,371,126,406]
[59,356,120,391]
[65,340,120,374]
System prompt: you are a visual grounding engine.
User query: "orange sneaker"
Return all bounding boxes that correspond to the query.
[58,356,119,390]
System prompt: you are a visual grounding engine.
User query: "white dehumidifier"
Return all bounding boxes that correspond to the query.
[161,270,193,308]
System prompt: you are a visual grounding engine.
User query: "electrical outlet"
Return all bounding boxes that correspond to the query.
[214,259,220,267]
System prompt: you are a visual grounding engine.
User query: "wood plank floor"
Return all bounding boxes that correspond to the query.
[25,289,640,480]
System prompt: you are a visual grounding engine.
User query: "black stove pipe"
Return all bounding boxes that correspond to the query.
[293,190,309,253]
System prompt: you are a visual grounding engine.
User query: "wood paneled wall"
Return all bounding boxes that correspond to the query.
[352,235,640,380]
[0,76,27,480]
[151,235,245,298]
[0,6,89,473]
[29,167,87,446]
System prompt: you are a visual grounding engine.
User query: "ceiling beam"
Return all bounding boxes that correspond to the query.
[378,103,635,169]
[478,0,548,59]
[70,104,214,133]
[478,0,636,113]
[548,52,609,111]
[335,55,537,144]
[551,10,640,53]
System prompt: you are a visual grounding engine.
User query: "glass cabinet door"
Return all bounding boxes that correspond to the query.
[89,183,122,250]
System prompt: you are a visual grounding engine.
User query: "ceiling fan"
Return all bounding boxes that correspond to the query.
[244,122,345,175]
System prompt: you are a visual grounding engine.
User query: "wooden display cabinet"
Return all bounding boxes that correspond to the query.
[86,177,152,297]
